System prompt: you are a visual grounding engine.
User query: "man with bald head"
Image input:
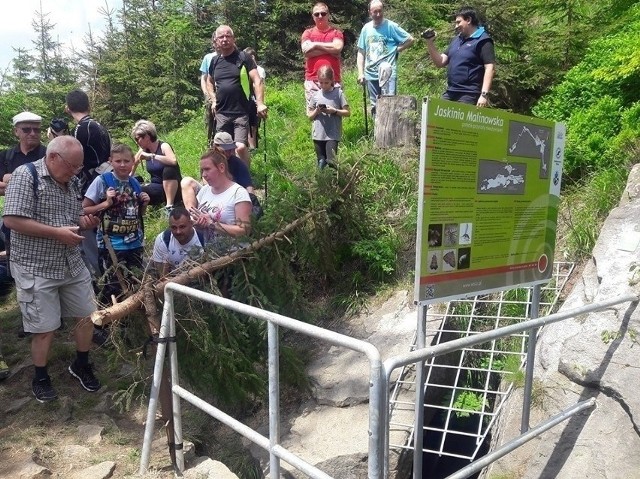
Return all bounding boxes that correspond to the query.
[3,136,102,403]
[208,25,268,165]
[357,0,414,116]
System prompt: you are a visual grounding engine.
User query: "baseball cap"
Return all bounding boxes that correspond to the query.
[213,132,236,151]
[13,111,42,126]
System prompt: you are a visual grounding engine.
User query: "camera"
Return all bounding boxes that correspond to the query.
[318,104,327,109]
[421,28,435,40]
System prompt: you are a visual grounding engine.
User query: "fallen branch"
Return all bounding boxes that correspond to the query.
[92,211,318,326]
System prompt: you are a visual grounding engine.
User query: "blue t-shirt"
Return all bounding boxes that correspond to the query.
[200,52,216,75]
[357,19,411,80]
[85,174,144,251]
[227,155,253,189]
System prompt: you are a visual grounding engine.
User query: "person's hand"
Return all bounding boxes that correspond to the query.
[105,187,116,205]
[140,192,151,205]
[476,95,489,108]
[257,103,268,119]
[326,106,337,115]
[134,150,144,165]
[189,207,213,228]
[143,151,155,160]
[2,173,11,184]
[301,40,313,54]
[210,100,217,114]
[357,75,365,85]
[57,226,84,246]
[79,214,100,230]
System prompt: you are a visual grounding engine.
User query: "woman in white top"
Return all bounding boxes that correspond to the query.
[189,148,252,249]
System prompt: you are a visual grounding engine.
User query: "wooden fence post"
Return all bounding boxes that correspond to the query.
[374,95,418,149]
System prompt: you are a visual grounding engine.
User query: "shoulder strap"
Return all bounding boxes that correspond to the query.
[163,229,171,248]
[4,146,17,170]
[196,229,205,246]
[25,162,39,199]
[101,172,116,189]
[128,175,143,195]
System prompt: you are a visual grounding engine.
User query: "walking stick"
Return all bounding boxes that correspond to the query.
[362,82,369,137]
[262,118,268,207]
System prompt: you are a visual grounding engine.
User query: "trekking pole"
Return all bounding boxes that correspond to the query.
[262,118,268,207]
[362,82,369,137]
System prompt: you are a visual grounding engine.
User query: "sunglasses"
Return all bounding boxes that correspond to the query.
[313,11,328,17]
[20,127,41,134]
[135,134,146,141]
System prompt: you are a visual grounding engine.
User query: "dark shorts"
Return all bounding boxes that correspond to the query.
[215,113,249,146]
[442,91,479,105]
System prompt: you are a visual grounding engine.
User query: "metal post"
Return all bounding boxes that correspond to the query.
[268,321,281,478]
[368,360,384,479]
[521,284,541,433]
[139,288,173,474]
[169,288,185,473]
[412,304,428,478]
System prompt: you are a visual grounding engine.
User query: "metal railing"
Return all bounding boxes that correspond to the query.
[138,282,637,479]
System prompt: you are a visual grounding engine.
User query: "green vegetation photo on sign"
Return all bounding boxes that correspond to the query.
[414,97,565,305]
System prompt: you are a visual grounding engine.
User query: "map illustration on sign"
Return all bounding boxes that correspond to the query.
[414,98,565,305]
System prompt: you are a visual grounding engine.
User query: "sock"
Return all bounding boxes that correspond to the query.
[34,365,48,381]
[76,350,89,367]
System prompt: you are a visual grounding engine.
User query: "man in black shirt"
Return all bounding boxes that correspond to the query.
[208,25,267,165]
[0,111,47,196]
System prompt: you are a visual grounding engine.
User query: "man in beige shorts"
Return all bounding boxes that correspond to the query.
[3,136,102,402]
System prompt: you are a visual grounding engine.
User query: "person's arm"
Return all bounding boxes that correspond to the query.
[3,216,85,246]
[190,200,252,237]
[426,36,448,68]
[304,36,344,58]
[397,36,414,53]
[151,234,172,277]
[477,63,495,107]
[0,153,8,196]
[357,49,366,85]
[82,192,114,216]
[249,68,268,118]
[200,73,209,98]
[156,143,178,166]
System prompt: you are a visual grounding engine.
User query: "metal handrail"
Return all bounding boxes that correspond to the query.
[139,282,385,479]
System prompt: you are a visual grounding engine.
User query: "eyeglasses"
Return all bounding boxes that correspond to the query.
[135,134,146,141]
[57,152,83,172]
[313,11,328,17]
[20,127,41,134]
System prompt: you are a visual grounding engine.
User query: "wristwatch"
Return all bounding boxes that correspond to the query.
[481,91,488,98]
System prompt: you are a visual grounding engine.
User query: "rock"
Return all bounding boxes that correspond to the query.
[63,444,91,459]
[69,461,116,479]
[487,162,640,478]
[78,424,104,444]
[182,457,239,479]
[0,455,51,478]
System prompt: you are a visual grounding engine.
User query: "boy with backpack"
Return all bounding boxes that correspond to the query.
[82,144,150,305]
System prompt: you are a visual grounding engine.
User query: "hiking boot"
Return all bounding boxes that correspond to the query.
[0,356,9,380]
[69,361,101,392]
[164,205,174,217]
[32,376,58,403]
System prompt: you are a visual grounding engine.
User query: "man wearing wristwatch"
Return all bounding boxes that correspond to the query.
[424,6,495,107]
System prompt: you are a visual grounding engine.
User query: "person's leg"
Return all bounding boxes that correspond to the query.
[325,140,339,168]
[313,140,327,168]
[142,183,166,206]
[367,79,381,117]
[247,101,258,149]
[162,165,182,208]
[304,80,320,109]
[383,76,397,96]
[180,177,202,211]
[233,115,251,167]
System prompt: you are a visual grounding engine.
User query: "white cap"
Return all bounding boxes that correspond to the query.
[12,111,42,126]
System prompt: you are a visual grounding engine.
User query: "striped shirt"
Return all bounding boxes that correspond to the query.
[3,158,86,279]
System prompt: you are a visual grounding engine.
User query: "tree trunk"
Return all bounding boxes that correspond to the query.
[374,95,417,149]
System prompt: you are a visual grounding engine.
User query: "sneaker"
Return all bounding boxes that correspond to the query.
[0,356,9,380]
[69,361,101,392]
[164,205,174,217]
[32,377,58,403]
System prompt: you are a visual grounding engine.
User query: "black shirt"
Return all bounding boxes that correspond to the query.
[0,143,47,179]
[209,50,257,115]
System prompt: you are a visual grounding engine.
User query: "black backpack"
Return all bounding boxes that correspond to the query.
[162,228,205,248]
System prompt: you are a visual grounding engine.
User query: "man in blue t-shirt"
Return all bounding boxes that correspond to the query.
[424,6,495,107]
[200,32,218,147]
[357,0,414,116]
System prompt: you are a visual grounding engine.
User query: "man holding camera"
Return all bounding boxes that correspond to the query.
[424,6,495,107]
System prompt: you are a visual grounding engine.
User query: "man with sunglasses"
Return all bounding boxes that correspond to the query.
[301,3,344,107]
[0,112,47,196]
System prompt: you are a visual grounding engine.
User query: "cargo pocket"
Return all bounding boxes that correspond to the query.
[13,269,37,322]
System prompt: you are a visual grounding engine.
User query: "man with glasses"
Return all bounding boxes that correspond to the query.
[0,111,47,196]
[301,3,344,107]
[357,0,414,116]
[3,136,102,402]
[208,25,267,166]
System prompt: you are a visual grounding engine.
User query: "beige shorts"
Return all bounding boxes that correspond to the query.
[11,263,97,334]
